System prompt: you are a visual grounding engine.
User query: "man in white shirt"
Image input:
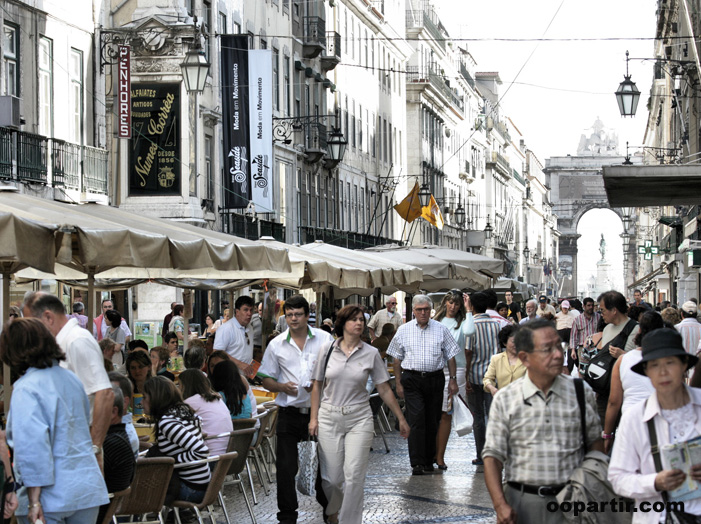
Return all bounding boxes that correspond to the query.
[213,295,255,375]
[259,295,333,524]
[93,298,132,343]
[519,300,539,325]
[23,292,114,469]
[535,295,556,321]
[367,297,403,339]
[676,300,701,355]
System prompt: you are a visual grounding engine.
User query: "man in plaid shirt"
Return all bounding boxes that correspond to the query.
[483,320,603,524]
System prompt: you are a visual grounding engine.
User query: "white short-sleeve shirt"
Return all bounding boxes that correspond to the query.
[213,316,253,363]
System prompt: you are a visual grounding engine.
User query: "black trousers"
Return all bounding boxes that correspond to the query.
[275,408,327,524]
[401,371,445,468]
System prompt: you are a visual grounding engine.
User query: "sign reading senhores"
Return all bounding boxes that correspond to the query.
[129,83,180,196]
[118,45,131,138]
[220,35,273,210]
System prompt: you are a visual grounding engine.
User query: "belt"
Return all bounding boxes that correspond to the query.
[403,369,443,378]
[279,406,310,415]
[507,481,565,497]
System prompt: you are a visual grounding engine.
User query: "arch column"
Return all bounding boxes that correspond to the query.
[559,233,580,297]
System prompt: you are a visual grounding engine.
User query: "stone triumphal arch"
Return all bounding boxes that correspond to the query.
[544,120,639,298]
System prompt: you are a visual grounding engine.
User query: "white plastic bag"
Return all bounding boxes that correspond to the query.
[451,394,474,436]
[295,439,318,496]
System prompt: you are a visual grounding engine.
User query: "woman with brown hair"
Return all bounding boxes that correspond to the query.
[179,369,233,456]
[309,305,409,524]
[126,350,153,394]
[1,318,107,524]
[143,376,210,503]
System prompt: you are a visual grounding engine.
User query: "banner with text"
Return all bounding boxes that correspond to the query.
[221,35,251,209]
[220,36,273,210]
[129,83,180,196]
[117,45,131,138]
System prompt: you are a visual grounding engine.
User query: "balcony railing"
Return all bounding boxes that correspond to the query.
[460,62,476,89]
[0,127,108,193]
[303,16,326,58]
[487,151,510,176]
[220,211,285,242]
[304,123,327,153]
[300,225,399,250]
[406,10,446,51]
[406,65,464,112]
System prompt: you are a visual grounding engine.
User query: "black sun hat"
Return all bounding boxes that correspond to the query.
[631,328,698,376]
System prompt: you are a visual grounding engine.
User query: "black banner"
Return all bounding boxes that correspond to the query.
[221,35,251,209]
[129,83,180,196]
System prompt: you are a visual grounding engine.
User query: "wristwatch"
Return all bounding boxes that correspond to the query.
[449,376,457,380]
[92,444,102,455]
[601,431,614,440]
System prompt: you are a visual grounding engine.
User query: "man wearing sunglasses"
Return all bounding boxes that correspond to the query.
[367,296,404,340]
[213,295,255,376]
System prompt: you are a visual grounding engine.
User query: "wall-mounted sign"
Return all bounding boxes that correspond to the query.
[117,45,131,138]
[220,35,272,210]
[129,83,180,196]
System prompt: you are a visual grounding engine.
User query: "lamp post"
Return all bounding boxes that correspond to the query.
[484,214,493,240]
[180,47,210,93]
[523,246,530,283]
[325,127,347,168]
[615,51,640,117]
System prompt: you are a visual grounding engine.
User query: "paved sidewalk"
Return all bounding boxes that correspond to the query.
[220,425,496,524]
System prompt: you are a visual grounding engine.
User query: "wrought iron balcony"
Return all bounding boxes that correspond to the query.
[406,9,447,52]
[486,151,511,177]
[303,16,326,58]
[460,62,476,89]
[300,225,399,250]
[303,123,328,163]
[0,127,108,194]
[321,31,341,71]
[406,65,464,112]
[220,211,286,242]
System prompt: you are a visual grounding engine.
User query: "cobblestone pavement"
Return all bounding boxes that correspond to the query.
[219,425,496,524]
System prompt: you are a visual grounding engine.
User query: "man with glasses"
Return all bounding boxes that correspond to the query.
[483,320,603,524]
[93,298,132,343]
[259,295,332,524]
[367,296,404,340]
[213,295,256,376]
[388,295,460,476]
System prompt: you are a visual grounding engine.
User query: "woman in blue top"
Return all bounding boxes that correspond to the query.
[209,359,252,420]
[0,318,108,524]
[432,289,475,470]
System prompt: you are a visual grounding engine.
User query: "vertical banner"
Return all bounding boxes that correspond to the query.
[118,45,131,138]
[220,35,251,209]
[129,83,180,195]
[248,49,273,211]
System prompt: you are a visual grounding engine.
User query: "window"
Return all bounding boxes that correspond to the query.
[38,37,53,136]
[350,15,355,60]
[218,12,227,34]
[371,36,375,72]
[283,55,290,115]
[205,135,213,200]
[260,38,267,50]
[69,49,83,144]
[294,70,302,117]
[344,10,348,55]
[3,23,19,96]
[272,48,280,112]
[358,104,363,151]
[364,30,368,68]
[247,32,255,49]
[203,0,212,62]
[350,100,356,149]
[233,22,241,34]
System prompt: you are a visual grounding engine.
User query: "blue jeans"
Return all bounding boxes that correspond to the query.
[178,483,206,504]
[18,506,99,524]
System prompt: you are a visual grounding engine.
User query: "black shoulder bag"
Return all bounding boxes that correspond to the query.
[583,319,637,395]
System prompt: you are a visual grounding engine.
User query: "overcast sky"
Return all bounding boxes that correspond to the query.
[433,0,657,296]
[435,0,657,161]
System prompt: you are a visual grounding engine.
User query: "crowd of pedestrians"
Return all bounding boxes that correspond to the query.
[6,286,701,524]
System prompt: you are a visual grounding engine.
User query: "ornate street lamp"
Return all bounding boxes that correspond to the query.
[484,214,493,240]
[533,252,540,265]
[523,246,530,260]
[325,128,347,168]
[454,202,466,228]
[615,51,640,117]
[181,46,210,93]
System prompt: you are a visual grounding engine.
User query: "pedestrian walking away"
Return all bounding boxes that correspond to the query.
[387,294,460,475]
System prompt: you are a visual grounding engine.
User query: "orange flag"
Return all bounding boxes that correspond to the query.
[421,195,444,230]
[393,182,422,223]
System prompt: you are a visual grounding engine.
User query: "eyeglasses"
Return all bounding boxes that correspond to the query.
[414,307,431,313]
[532,345,564,355]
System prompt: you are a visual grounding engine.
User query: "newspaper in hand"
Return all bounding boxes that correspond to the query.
[660,435,701,502]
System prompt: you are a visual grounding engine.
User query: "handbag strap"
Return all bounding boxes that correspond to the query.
[646,409,672,506]
[574,378,587,457]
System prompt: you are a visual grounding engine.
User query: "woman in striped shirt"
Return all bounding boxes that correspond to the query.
[143,376,211,503]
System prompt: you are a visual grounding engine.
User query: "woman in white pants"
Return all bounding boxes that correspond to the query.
[309,305,409,524]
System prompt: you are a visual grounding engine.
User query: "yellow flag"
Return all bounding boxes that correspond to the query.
[421,195,444,230]
[393,182,422,223]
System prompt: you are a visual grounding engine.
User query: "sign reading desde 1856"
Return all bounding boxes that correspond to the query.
[129,83,180,196]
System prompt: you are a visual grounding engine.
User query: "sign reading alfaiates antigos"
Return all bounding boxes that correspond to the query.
[129,83,180,196]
